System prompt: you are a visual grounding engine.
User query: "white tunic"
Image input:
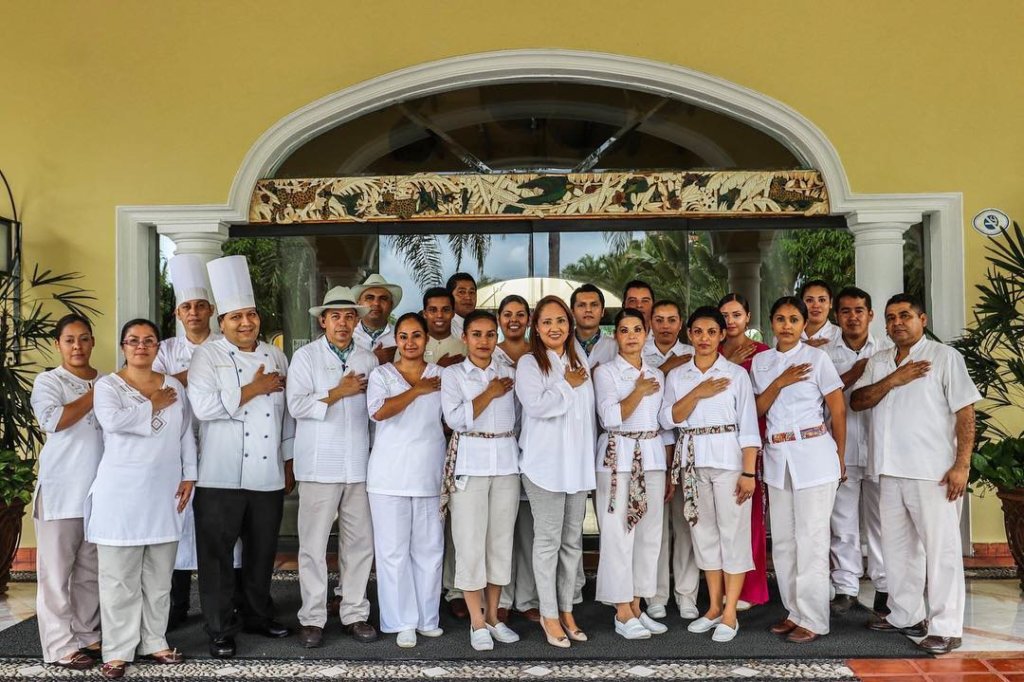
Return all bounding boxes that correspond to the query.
[153,333,220,378]
[660,354,761,470]
[287,336,379,484]
[515,351,597,494]
[594,355,666,472]
[353,322,396,354]
[86,374,197,546]
[853,337,980,482]
[366,363,446,497]
[825,333,890,469]
[187,338,295,491]
[30,367,104,521]
[573,331,619,369]
[801,320,842,345]
[441,358,519,477]
[751,342,844,489]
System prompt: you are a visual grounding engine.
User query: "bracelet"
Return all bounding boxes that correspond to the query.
[740,472,756,478]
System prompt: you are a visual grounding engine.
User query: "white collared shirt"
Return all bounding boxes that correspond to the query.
[187,338,295,491]
[825,333,891,468]
[451,314,465,339]
[853,337,980,482]
[660,354,761,471]
[286,336,379,484]
[424,334,466,365]
[594,355,666,472]
[353,321,396,353]
[30,367,104,521]
[751,342,844,489]
[153,332,220,376]
[642,337,695,445]
[515,351,597,494]
[87,374,198,546]
[366,363,446,497]
[441,358,519,476]
[801,320,842,345]
[573,331,619,369]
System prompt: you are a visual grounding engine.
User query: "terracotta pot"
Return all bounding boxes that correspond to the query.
[996,488,1024,591]
[0,499,26,594]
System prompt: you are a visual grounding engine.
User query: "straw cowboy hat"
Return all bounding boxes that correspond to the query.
[351,273,403,308]
[308,286,370,317]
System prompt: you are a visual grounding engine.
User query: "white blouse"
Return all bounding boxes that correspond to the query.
[825,333,890,469]
[751,342,844,490]
[287,337,379,484]
[642,337,695,370]
[515,351,596,494]
[441,358,519,477]
[86,374,197,546]
[660,354,761,471]
[30,367,104,521]
[366,363,446,497]
[594,355,666,472]
[801,320,842,345]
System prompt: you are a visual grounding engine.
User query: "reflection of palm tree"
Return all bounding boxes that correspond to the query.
[384,233,492,288]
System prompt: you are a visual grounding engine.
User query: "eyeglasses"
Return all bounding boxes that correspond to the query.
[122,339,159,348]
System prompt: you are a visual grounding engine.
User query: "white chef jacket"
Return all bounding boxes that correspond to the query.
[751,342,844,490]
[573,331,619,369]
[642,337,695,445]
[187,338,295,491]
[853,337,980,482]
[287,336,378,484]
[153,333,220,379]
[353,322,396,354]
[801,320,842,345]
[660,354,761,470]
[365,362,446,497]
[441,358,519,476]
[86,374,197,546]
[594,355,666,472]
[424,334,466,365]
[515,351,597,494]
[30,367,104,521]
[825,333,890,469]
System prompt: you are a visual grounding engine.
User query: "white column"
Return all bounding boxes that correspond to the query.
[156,221,231,335]
[846,211,920,338]
[719,251,763,330]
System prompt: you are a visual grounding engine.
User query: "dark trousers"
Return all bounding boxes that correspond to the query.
[169,568,247,622]
[194,486,284,639]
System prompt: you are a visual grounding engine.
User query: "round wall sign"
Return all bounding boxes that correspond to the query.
[972,208,1010,236]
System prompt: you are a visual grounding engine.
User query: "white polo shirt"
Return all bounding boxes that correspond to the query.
[515,351,597,494]
[440,358,519,477]
[825,333,890,469]
[593,355,666,473]
[353,321,396,354]
[751,342,844,489]
[660,354,761,471]
[853,337,980,482]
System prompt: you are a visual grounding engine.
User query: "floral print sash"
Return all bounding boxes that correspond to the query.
[672,424,739,526]
[769,423,828,444]
[439,430,516,518]
[604,429,661,532]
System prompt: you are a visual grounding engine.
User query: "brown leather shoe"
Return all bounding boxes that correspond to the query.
[449,597,470,619]
[917,635,962,654]
[100,662,127,679]
[52,651,95,670]
[868,617,928,637]
[496,608,510,624]
[142,648,184,664]
[518,608,542,623]
[769,618,798,635]
[343,620,379,643]
[298,625,323,648]
[785,626,820,643]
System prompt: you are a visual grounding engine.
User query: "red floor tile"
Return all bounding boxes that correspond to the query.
[925,674,1004,682]
[990,660,1024,673]
[847,658,920,675]
[914,659,992,673]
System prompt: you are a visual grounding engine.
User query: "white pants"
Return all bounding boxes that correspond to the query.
[33,492,100,663]
[368,493,443,633]
[450,474,520,591]
[690,468,753,574]
[830,466,887,596]
[297,481,374,627]
[595,471,665,604]
[651,489,700,610]
[499,500,539,611]
[880,476,965,637]
[522,475,587,619]
[769,470,836,635]
[96,542,178,662]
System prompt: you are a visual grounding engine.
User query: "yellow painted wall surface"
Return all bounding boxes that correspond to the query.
[5,0,1022,547]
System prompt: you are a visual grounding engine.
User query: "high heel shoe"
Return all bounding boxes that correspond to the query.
[540,619,570,649]
[559,618,588,642]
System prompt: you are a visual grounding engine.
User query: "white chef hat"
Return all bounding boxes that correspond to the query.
[207,255,256,314]
[168,254,212,306]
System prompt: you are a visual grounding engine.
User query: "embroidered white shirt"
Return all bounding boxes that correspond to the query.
[424,334,467,365]
[441,358,519,477]
[594,355,666,472]
[825,333,891,469]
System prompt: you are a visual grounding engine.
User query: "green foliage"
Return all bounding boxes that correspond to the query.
[223,238,284,334]
[777,229,856,292]
[0,450,35,505]
[158,258,175,340]
[972,439,1024,491]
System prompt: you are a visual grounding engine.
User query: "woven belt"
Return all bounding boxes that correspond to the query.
[769,424,828,445]
[604,429,661,532]
[439,430,516,518]
[672,424,738,526]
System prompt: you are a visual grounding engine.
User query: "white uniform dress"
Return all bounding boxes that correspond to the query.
[30,367,104,663]
[366,362,446,633]
[853,337,980,638]
[751,342,843,635]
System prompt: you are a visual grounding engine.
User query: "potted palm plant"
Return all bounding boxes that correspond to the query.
[953,222,1024,591]
[0,265,98,593]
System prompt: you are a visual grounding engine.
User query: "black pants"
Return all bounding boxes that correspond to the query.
[194,486,284,638]
[169,568,247,622]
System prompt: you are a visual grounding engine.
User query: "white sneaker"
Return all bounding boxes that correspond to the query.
[638,612,668,635]
[679,604,700,620]
[736,600,752,612]
[486,622,520,644]
[614,617,652,640]
[416,627,444,637]
[645,604,667,619]
[470,626,494,651]
[686,615,722,633]
[712,621,738,642]
[396,629,417,648]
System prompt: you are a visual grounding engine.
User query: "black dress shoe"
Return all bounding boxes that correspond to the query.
[830,594,858,616]
[872,590,890,616]
[298,625,323,648]
[868,617,928,637]
[343,620,379,643]
[209,636,236,658]
[917,635,962,654]
[244,620,292,638]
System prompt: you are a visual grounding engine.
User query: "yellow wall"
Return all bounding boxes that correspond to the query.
[5,0,1020,547]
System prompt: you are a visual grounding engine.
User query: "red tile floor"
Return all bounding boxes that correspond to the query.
[848,656,1024,681]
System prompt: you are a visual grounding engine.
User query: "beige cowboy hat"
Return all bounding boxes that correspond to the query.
[352,273,403,308]
[308,286,370,317]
